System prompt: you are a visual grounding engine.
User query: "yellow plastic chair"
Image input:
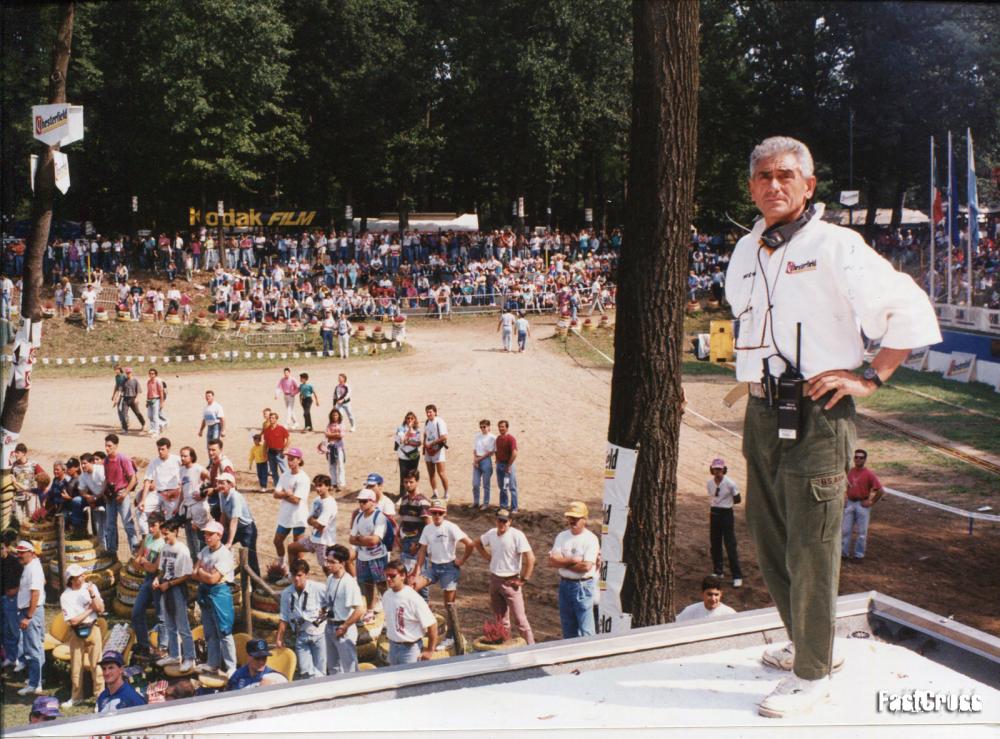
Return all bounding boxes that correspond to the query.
[44,612,70,651]
[265,647,296,681]
[233,632,252,667]
[52,617,109,667]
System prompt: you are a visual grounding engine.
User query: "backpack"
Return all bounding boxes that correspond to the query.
[350,507,398,552]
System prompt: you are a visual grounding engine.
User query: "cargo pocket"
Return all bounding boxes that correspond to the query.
[810,472,846,542]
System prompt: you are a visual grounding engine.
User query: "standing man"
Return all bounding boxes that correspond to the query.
[546,501,600,639]
[103,433,140,555]
[472,420,496,510]
[336,313,352,359]
[381,559,438,666]
[726,136,941,718]
[262,411,290,487]
[474,509,536,645]
[119,367,145,433]
[273,447,311,575]
[14,541,45,696]
[676,575,738,622]
[321,544,366,674]
[192,520,237,679]
[494,420,519,512]
[422,404,449,500]
[413,500,475,610]
[198,390,225,451]
[349,489,389,623]
[77,453,107,547]
[217,472,260,576]
[1,530,24,671]
[276,560,326,679]
[145,368,167,436]
[111,365,128,432]
[497,306,515,352]
[155,519,196,673]
[706,458,743,588]
[137,437,182,538]
[515,312,531,352]
[397,471,432,592]
[333,373,356,432]
[276,367,300,430]
[130,511,166,661]
[842,449,884,561]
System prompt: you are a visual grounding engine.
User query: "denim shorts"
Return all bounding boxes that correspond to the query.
[357,555,388,585]
[427,561,460,592]
[276,525,306,537]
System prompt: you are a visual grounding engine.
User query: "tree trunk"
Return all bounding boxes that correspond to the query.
[1,1,74,447]
[609,0,698,627]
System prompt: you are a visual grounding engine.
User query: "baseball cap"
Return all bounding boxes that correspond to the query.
[286,447,303,459]
[428,499,447,514]
[216,472,236,484]
[564,501,589,519]
[246,638,271,658]
[364,473,384,486]
[65,563,86,578]
[710,458,726,469]
[495,508,512,521]
[202,520,224,535]
[31,695,62,718]
[99,650,124,666]
[14,540,35,554]
[124,366,133,373]
[356,489,376,502]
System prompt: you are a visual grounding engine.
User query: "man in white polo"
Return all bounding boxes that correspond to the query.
[547,501,600,638]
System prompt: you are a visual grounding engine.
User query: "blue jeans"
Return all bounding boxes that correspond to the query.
[255,462,269,490]
[205,423,221,450]
[162,584,194,661]
[67,496,88,530]
[325,624,358,674]
[497,462,518,511]
[2,594,22,664]
[558,578,596,638]
[518,332,527,351]
[294,630,326,678]
[84,303,95,328]
[234,520,260,576]
[473,458,493,506]
[267,449,287,486]
[105,494,138,555]
[132,574,165,650]
[321,329,334,355]
[202,598,236,671]
[19,606,45,688]
[147,398,161,434]
[842,500,872,558]
[388,640,421,666]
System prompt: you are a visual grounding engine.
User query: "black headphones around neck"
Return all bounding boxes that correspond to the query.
[759,204,816,249]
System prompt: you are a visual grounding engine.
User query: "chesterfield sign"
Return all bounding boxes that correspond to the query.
[189,207,318,228]
[31,104,84,147]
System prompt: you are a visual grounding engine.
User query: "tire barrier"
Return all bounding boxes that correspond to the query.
[471,636,528,652]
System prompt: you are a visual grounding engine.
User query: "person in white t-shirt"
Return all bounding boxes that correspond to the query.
[288,474,338,571]
[192,521,237,677]
[137,437,182,536]
[381,559,438,665]
[675,575,737,623]
[413,500,474,608]
[197,390,226,451]
[178,446,209,557]
[422,404,449,500]
[472,420,496,509]
[321,544,366,674]
[497,308,515,352]
[707,458,743,588]
[473,509,535,644]
[349,489,390,622]
[14,541,46,695]
[547,501,600,638]
[81,283,98,331]
[59,564,106,707]
[273,448,311,574]
[154,520,195,673]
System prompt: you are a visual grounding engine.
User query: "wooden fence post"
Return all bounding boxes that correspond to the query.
[56,512,66,588]
[239,548,252,635]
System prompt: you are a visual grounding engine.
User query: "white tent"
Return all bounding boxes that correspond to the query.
[822,208,929,226]
[354,212,480,232]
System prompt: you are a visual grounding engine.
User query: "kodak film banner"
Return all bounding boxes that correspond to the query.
[188,207,321,228]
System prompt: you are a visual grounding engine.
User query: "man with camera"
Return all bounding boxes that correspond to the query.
[725,136,940,718]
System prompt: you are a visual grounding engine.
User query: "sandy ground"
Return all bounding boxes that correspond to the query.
[14,314,1000,642]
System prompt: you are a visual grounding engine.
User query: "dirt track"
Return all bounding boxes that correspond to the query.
[16,314,1000,639]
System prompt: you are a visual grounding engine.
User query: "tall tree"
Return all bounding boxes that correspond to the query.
[609,0,698,625]
[1,1,74,447]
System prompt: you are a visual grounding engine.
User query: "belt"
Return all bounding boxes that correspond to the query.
[390,639,420,647]
[560,576,593,582]
[748,382,767,399]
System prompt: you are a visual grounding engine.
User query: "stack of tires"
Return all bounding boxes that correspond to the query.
[45,535,119,605]
[249,585,281,634]
[114,558,154,620]
[355,611,385,664]
[1,471,15,531]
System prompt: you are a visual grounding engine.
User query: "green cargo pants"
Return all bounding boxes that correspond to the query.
[743,393,855,680]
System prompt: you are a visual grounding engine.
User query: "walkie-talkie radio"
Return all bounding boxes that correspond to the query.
[776,323,804,440]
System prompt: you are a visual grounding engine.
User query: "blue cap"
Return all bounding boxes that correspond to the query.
[99,649,124,666]
[364,473,384,486]
[31,695,62,717]
[246,638,271,658]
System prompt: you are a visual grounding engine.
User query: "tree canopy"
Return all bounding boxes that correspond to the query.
[2,0,997,234]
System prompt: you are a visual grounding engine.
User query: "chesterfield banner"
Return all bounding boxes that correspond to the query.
[189,207,322,228]
[598,442,637,635]
[31,104,84,147]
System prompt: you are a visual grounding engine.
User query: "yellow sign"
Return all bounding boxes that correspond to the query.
[188,208,317,228]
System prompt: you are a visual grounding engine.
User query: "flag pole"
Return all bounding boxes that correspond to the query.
[966,128,974,307]
[929,135,935,302]
[947,131,953,305]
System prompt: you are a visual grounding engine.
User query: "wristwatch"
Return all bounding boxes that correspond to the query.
[862,367,883,388]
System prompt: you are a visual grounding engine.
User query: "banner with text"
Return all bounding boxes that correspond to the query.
[597,442,636,635]
[188,207,324,229]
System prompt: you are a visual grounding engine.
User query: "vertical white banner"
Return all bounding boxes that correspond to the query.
[597,442,637,634]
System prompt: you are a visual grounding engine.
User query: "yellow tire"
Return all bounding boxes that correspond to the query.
[359,662,377,671]
[471,636,527,652]
[62,548,99,564]
[118,570,147,591]
[48,554,113,575]
[251,594,279,613]
[65,537,100,552]
[356,640,377,663]
[251,608,282,629]
[112,598,153,619]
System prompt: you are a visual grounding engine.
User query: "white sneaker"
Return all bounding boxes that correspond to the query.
[733,578,743,588]
[12,661,25,673]
[178,659,195,673]
[16,685,40,696]
[156,656,180,667]
[194,662,214,674]
[761,642,844,673]
[61,699,75,709]
[1,659,12,668]
[758,675,830,718]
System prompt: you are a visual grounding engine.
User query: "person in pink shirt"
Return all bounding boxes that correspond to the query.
[275,367,300,430]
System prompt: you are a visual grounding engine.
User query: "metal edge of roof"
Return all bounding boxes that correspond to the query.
[9,591,997,737]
